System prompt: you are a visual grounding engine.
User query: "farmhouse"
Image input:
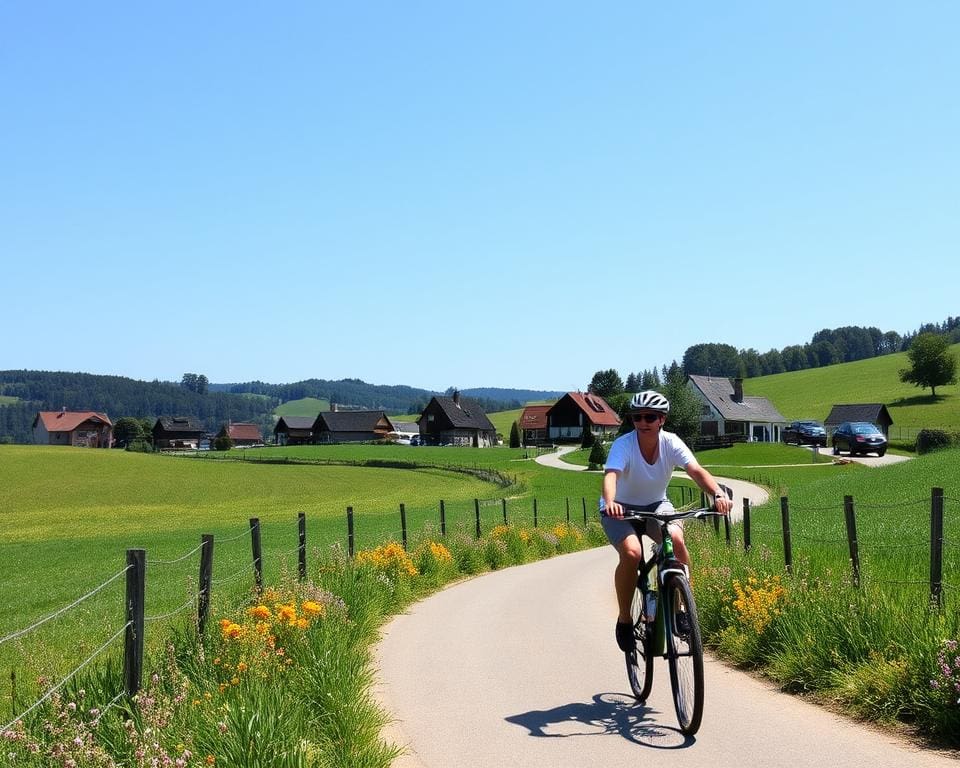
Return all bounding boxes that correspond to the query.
[687,375,786,445]
[217,422,263,446]
[32,410,113,448]
[518,404,551,445]
[274,416,316,446]
[418,392,497,447]
[824,404,893,436]
[546,392,621,443]
[153,416,207,450]
[313,410,395,443]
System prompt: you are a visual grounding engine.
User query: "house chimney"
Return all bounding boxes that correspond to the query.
[331,402,337,412]
[452,390,461,408]
[733,378,743,403]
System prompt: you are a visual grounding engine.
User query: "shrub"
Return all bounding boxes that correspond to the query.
[580,426,595,449]
[587,440,608,470]
[214,435,234,451]
[915,429,952,455]
[509,421,521,448]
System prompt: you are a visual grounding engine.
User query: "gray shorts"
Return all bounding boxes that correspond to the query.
[600,500,676,547]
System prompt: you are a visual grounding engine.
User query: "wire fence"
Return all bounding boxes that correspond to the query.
[731,487,955,608]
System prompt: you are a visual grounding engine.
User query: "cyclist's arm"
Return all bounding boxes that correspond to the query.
[602,469,624,517]
[684,459,733,515]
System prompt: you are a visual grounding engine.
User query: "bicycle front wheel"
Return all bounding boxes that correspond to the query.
[626,586,654,702]
[665,575,704,734]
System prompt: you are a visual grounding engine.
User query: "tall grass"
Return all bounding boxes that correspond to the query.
[690,447,960,743]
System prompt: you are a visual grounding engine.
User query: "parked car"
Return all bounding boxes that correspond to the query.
[831,422,888,457]
[782,420,827,447]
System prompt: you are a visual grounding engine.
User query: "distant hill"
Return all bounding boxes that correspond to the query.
[460,387,564,405]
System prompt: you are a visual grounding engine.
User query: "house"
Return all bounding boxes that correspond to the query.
[33,410,113,448]
[518,405,551,445]
[418,392,497,447]
[686,375,786,444]
[217,422,263,446]
[546,392,621,443]
[274,416,316,446]
[313,410,395,443]
[152,417,207,450]
[824,404,893,437]
[387,420,420,441]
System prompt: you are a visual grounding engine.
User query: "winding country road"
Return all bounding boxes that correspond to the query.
[374,445,955,767]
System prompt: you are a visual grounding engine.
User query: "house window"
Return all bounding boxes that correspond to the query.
[427,414,434,422]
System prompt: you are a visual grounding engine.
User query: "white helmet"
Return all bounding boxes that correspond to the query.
[629,390,670,414]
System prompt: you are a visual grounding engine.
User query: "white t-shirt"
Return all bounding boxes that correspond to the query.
[603,430,695,506]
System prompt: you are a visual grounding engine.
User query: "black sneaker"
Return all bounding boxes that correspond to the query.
[674,611,691,639]
[616,621,634,652]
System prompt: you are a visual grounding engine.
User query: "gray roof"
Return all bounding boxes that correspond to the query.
[155,416,205,433]
[424,396,496,431]
[315,411,391,432]
[275,416,316,431]
[687,375,786,423]
[824,404,892,426]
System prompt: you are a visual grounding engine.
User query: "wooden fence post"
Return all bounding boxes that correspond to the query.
[250,518,263,592]
[931,487,944,608]
[780,496,793,574]
[582,497,588,526]
[439,500,446,537]
[298,513,307,582]
[843,495,860,588]
[400,503,408,551]
[347,506,355,558]
[742,498,751,552]
[533,498,538,528]
[474,499,481,539]
[123,548,145,698]
[198,535,214,636]
[565,497,570,525]
[502,498,508,526]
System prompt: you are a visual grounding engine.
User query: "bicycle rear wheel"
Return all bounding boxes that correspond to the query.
[626,585,654,702]
[665,575,704,734]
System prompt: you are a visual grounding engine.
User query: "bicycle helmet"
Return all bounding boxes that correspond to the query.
[629,390,670,414]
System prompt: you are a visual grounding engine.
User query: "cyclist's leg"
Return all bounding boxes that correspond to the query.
[602,518,643,623]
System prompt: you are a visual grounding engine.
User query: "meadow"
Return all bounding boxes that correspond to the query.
[3,435,960,760]
[744,342,960,433]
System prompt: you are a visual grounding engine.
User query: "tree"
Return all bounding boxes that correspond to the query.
[587,369,624,399]
[509,421,521,448]
[681,343,740,378]
[580,423,595,449]
[624,372,639,392]
[662,377,701,445]
[587,440,608,471]
[899,333,957,396]
[214,434,234,451]
[113,416,145,447]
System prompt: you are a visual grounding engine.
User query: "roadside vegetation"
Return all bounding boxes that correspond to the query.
[3,431,960,759]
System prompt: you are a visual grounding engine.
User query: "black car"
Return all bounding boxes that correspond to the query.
[782,420,827,447]
[831,422,888,457]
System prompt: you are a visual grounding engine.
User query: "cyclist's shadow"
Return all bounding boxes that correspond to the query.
[505,692,694,748]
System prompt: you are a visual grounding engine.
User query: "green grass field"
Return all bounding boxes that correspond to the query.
[273,396,330,418]
[744,343,960,433]
[0,394,18,405]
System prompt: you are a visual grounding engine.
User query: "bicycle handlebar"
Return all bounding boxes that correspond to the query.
[615,504,724,524]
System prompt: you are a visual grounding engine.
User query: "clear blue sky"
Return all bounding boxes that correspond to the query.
[3,2,958,393]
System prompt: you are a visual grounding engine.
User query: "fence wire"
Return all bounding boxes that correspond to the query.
[0,565,131,647]
[1,621,131,733]
[149,541,206,566]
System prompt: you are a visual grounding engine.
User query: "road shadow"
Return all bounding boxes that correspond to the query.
[505,692,693,748]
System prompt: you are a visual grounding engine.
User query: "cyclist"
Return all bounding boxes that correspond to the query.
[601,390,732,652]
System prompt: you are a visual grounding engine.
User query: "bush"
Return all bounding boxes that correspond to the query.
[580,426,595,449]
[509,421,521,448]
[587,440,608,470]
[214,435,234,451]
[915,429,953,455]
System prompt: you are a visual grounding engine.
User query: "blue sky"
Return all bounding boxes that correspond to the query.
[3,2,958,393]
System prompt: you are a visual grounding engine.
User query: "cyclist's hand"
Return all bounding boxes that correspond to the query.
[605,500,624,518]
[713,495,733,515]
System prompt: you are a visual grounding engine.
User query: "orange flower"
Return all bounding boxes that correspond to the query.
[248,605,271,620]
[301,600,323,616]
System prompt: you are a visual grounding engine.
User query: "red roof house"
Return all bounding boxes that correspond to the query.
[33,410,113,448]
[518,404,551,445]
[218,422,264,446]
[546,392,621,443]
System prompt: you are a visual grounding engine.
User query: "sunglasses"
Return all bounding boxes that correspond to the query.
[632,413,662,424]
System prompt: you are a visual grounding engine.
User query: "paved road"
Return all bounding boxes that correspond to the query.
[375,547,957,768]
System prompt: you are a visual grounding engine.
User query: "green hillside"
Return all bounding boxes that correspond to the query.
[744,343,960,435]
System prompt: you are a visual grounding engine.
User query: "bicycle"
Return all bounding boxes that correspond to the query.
[618,504,720,735]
